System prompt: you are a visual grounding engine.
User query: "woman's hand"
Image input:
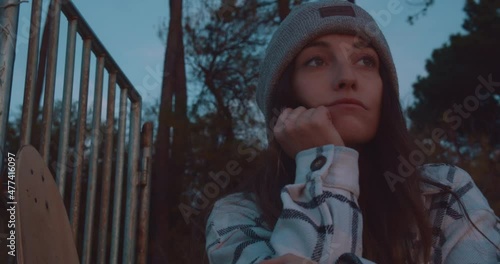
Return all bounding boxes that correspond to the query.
[273,106,344,159]
[260,253,318,264]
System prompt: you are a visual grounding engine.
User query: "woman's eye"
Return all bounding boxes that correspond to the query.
[356,55,377,68]
[304,56,325,67]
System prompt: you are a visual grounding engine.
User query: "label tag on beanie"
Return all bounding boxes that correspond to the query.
[319,6,355,18]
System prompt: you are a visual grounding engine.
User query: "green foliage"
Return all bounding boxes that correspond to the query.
[407,0,500,213]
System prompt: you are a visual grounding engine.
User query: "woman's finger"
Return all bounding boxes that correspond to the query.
[284,106,307,126]
[296,107,316,126]
[274,108,293,131]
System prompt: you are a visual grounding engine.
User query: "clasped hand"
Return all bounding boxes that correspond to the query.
[273,106,344,159]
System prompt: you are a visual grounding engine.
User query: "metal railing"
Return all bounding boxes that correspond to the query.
[0,0,153,263]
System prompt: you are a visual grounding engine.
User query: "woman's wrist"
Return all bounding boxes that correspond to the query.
[294,144,360,196]
[323,146,360,196]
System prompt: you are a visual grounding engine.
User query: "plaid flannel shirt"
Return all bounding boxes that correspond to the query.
[205,144,500,264]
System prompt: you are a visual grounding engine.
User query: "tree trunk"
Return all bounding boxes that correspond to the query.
[170,0,188,228]
[150,0,184,262]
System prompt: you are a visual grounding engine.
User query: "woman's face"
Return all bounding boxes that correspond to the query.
[292,34,383,148]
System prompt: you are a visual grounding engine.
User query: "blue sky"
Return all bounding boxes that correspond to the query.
[8,0,466,123]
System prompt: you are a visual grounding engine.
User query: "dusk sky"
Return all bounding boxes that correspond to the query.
[8,0,466,124]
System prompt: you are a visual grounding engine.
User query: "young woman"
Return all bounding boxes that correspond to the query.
[204,1,500,263]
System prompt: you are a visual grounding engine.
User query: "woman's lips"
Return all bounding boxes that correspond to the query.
[327,98,367,110]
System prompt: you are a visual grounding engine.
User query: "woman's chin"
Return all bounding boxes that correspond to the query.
[330,117,377,146]
[335,125,376,147]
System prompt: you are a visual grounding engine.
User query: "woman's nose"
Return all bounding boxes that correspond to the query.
[332,63,356,91]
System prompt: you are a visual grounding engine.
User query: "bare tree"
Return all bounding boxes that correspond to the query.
[150,0,187,262]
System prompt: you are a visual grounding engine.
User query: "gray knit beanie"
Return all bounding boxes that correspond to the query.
[256,0,398,125]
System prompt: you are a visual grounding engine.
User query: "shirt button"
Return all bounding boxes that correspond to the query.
[310,155,327,171]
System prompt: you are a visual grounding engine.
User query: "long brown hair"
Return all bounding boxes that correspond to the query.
[226,57,435,263]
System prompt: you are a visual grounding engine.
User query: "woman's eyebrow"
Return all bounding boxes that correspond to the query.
[352,39,372,50]
[302,39,372,51]
[302,40,330,50]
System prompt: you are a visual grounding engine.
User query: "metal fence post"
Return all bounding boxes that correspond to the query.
[97,72,117,264]
[0,0,21,175]
[69,37,91,243]
[123,100,142,264]
[20,0,42,146]
[39,0,62,165]
[82,55,105,264]
[55,15,78,197]
[110,87,128,264]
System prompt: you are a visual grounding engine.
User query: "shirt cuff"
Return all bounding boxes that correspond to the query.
[294,144,360,196]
